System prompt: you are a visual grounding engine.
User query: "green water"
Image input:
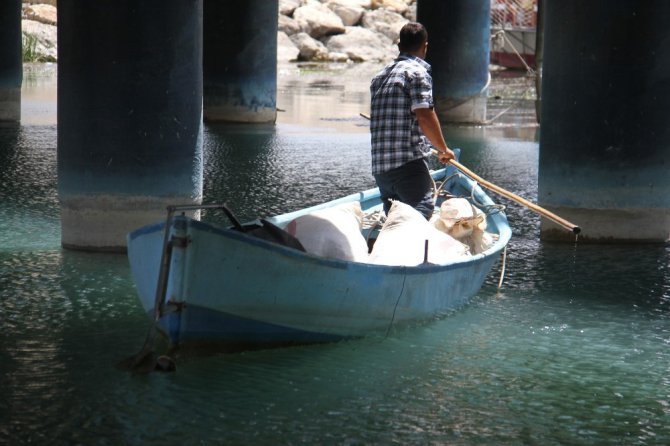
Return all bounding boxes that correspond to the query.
[1,64,669,445]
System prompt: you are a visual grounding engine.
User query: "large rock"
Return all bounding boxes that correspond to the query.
[25,0,57,6]
[290,32,330,61]
[324,26,395,62]
[278,13,301,36]
[327,52,350,62]
[342,0,373,8]
[278,31,300,62]
[293,1,346,39]
[22,20,57,62]
[26,0,420,65]
[360,8,408,42]
[23,4,57,25]
[325,0,365,26]
[404,2,416,20]
[371,0,409,15]
[279,0,301,16]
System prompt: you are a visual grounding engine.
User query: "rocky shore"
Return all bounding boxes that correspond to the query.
[278,0,415,63]
[21,0,415,64]
[21,2,58,62]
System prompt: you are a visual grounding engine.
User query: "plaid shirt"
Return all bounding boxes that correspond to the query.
[369,53,434,175]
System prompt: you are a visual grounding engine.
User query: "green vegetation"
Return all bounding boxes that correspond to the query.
[22,33,42,63]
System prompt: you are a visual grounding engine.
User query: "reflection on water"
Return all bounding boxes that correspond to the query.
[277,62,378,133]
[20,64,58,126]
[0,125,59,251]
[202,122,374,222]
[1,62,669,445]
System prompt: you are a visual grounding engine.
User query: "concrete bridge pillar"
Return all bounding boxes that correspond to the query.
[58,0,204,251]
[417,0,490,124]
[539,0,670,242]
[203,0,278,123]
[0,0,22,122]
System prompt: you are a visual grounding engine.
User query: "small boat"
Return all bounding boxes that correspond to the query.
[127,163,512,350]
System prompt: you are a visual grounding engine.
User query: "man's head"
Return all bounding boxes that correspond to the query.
[398,22,428,57]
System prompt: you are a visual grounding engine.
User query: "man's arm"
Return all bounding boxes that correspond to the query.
[415,107,455,163]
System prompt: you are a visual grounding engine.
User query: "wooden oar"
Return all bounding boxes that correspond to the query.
[440,153,581,234]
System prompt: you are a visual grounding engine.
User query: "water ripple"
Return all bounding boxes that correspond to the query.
[2,68,670,445]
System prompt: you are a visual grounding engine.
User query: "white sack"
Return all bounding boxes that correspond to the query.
[369,201,469,266]
[286,201,369,262]
[431,198,496,254]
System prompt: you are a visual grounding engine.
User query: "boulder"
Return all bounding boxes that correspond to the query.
[342,0,373,8]
[328,52,350,62]
[24,0,421,66]
[23,4,57,25]
[278,31,300,62]
[290,32,330,61]
[279,0,301,16]
[324,26,395,62]
[325,0,365,26]
[278,13,301,36]
[371,0,409,15]
[25,0,57,6]
[404,2,416,20]
[360,8,408,42]
[293,2,346,39]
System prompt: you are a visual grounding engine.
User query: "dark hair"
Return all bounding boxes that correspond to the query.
[398,22,428,53]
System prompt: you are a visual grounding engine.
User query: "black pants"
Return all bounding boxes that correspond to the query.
[374,158,434,220]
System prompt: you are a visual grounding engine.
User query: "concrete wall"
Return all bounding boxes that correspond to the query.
[58,0,204,250]
[539,0,670,242]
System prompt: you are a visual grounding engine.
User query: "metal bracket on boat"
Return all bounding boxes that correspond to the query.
[170,235,190,248]
[152,204,233,322]
[167,203,244,231]
[163,299,186,315]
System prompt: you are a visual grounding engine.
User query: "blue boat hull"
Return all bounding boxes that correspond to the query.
[127,167,511,347]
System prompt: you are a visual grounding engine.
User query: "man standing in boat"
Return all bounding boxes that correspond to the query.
[370,22,455,220]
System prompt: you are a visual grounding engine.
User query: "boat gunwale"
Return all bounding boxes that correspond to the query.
[126,167,511,275]
[128,221,165,241]
[184,217,508,275]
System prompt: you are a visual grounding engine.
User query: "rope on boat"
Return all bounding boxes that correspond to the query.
[385,274,407,339]
[362,210,385,244]
[498,245,508,289]
[435,176,509,287]
[363,171,507,249]
[434,174,507,220]
[432,173,460,201]
[363,173,507,233]
[447,159,509,288]
[467,181,507,217]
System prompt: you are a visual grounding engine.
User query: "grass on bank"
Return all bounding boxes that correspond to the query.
[22,33,50,63]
